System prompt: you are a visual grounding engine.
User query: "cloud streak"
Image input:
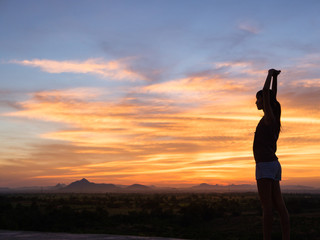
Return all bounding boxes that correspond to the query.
[238,20,262,34]
[11,58,144,81]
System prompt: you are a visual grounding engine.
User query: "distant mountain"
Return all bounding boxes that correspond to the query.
[126,184,151,192]
[127,184,150,189]
[281,184,318,193]
[62,178,119,193]
[62,179,154,193]
[1,179,319,193]
[191,183,256,192]
[53,183,66,189]
[192,183,221,189]
[190,183,320,193]
[65,178,90,189]
[0,187,11,193]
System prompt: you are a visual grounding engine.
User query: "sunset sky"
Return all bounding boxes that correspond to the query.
[1,0,320,188]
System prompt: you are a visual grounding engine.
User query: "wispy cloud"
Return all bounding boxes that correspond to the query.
[140,61,260,103]
[237,20,262,34]
[142,76,246,95]
[10,58,144,81]
[213,61,264,76]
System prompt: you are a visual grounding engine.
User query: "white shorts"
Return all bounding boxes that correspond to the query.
[256,161,282,181]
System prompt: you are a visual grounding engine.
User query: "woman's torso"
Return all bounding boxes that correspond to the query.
[253,117,279,163]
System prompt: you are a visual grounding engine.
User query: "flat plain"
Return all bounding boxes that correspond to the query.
[1,192,319,240]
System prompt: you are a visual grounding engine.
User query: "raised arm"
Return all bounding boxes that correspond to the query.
[262,69,276,125]
[272,70,281,98]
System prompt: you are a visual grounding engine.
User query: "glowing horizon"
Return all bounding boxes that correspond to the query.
[1,1,320,188]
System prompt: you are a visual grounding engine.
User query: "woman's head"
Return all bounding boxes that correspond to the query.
[256,89,281,132]
[255,91,264,110]
[256,90,277,109]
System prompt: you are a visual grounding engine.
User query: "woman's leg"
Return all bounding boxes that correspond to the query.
[272,181,290,240]
[257,178,274,240]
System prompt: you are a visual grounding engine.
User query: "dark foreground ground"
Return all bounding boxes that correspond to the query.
[1,192,319,240]
[0,230,186,240]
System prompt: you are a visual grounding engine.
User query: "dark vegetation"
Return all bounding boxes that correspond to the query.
[0,192,319,239]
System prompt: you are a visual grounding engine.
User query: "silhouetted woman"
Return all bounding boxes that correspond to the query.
[253,69,290,240]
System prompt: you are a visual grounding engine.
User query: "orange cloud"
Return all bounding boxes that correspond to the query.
[2,71,320,187]
[290,79,320,88]
[11,58,144,81]
[143,76,245,94]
